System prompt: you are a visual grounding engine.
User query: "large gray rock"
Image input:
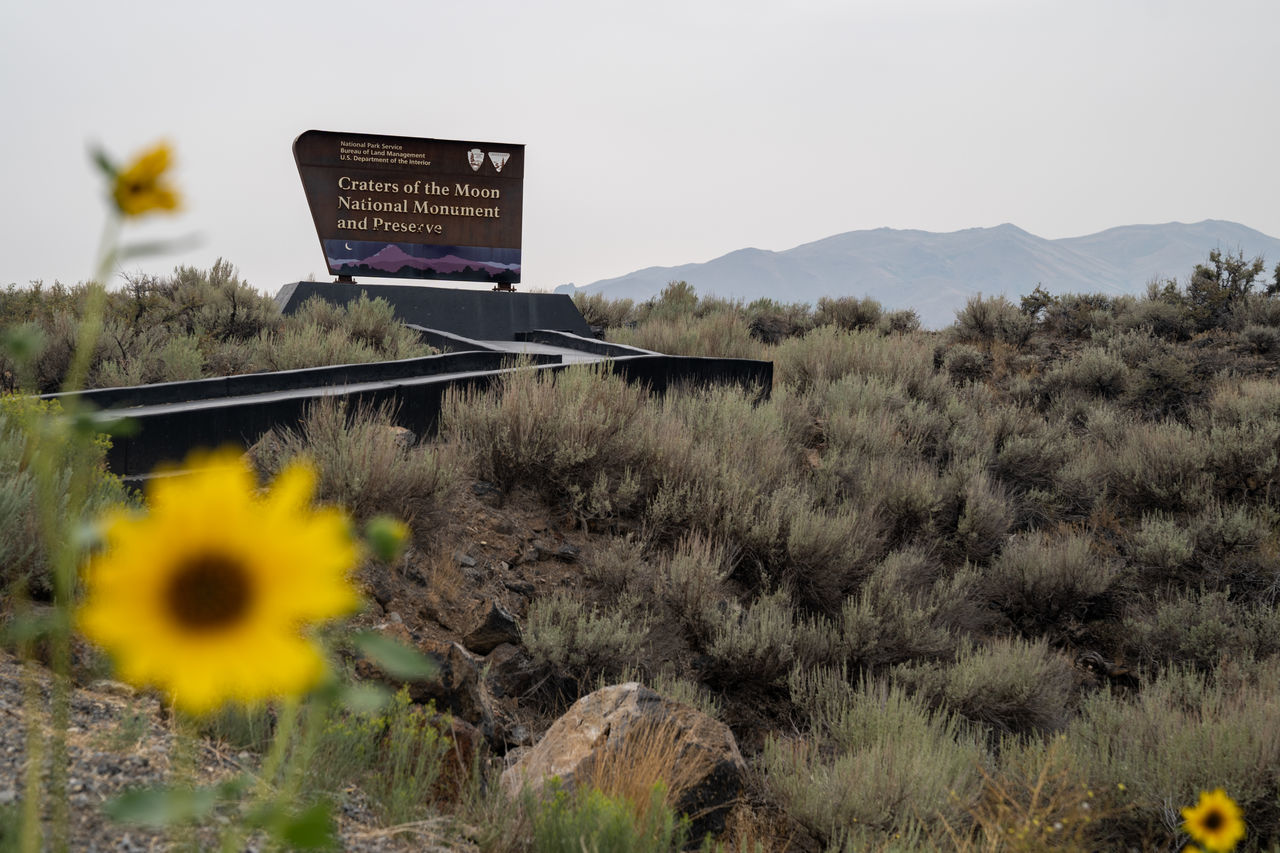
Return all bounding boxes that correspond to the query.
[501,682,745,839]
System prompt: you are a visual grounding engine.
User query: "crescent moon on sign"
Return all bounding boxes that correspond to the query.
[344,242,353,251]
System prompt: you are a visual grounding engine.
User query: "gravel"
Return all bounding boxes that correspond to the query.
[0,651,478,851]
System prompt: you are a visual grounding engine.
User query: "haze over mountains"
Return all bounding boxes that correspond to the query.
[560,220,1280,328]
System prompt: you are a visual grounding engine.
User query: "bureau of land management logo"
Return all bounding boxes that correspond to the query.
[467,148,511,173]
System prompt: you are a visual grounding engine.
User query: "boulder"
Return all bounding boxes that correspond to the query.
[501,682,745,839]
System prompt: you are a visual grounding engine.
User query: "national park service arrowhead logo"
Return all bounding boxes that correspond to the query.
[467,148,484,171]
[488,152,510,173]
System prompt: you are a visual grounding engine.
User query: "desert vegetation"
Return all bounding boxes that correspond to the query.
[5,249,1280,850]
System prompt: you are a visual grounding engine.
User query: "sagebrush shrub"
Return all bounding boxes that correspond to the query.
[813,295,882,332]
[773,325,937,396]
[252,397,457,536]
[944,344,991,384]
[984,531,1120,635]
[705,589,797,687]
[1122,588,1280,672]
[1101,420,1209,516]
[1062,660,1280,848]
[899,637,1076,736]
[1040,347,1128,401]
[767,672,983,845]
[573,292,636,330]
[442,363,659,520]
[525,591,653,693]
[951,295,1034,347]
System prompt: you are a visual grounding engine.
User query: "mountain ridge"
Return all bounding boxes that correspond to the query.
[564,220,1280,328]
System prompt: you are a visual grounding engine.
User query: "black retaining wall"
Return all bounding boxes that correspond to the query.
[84,353,771,477]
[276,282,593,339]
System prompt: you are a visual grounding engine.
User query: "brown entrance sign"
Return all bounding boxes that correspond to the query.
[294,130,524,285]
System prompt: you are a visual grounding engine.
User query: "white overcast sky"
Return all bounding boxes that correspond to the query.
[2,0,1278,294]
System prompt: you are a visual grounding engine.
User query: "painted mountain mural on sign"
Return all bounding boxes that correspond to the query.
[325,240,520,285]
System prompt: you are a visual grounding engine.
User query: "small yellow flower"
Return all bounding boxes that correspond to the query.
[1181,788,1245,853]
[110,142,181,217]
[78,449,361,714]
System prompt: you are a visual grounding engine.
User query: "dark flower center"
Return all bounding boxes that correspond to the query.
[166,553,253,630]
[1202,809,1224,831]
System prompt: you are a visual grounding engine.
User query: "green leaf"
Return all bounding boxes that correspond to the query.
[339,682,392,714]
[277,802,338,850]
[350,631,438,680]
[103,785,219,826]
[0,324,45,363]
[117,234,202,261]
[89,145,117,178]
[363,515,410,563]
[95,414,140,438]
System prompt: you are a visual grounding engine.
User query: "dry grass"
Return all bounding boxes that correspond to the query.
[941,737,1129,853]
[578,711,721,828]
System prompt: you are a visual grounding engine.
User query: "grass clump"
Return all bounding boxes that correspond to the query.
[303,689,454,825]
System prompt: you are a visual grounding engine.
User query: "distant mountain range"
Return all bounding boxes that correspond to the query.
[559,220,1280,328]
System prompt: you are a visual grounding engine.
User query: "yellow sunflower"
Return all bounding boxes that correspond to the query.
[1181,788,1245,853]
[110,142,181,217]
[78,449,361,714]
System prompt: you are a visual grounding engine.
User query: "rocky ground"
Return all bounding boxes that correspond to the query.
[0,483,710,851]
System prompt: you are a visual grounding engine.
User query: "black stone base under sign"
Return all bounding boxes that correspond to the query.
[275,282,592,340]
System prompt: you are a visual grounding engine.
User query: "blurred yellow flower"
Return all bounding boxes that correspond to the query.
[78,450,361,714]
[1181,788,1245,853]
[111,142,180,217]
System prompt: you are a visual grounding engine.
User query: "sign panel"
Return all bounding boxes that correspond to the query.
[293,129,524,285]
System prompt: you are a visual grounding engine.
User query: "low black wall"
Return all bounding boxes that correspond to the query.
[92,354,772,477]
[47,350,553,410]
[276,282,592,340]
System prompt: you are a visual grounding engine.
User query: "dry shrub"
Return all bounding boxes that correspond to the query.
[1039,347,1129,402]
[1126,511,1194,577]
[1101,420,1209,516]
[1122,588,1280,672]
[705,589,797,688]
[951,295,1034,348]
[946,735,1126,853]
[768,671,984,846]
[573,292,636,330]
[1062,660,1280,848]
[1124,349,1204,420]
[781,499,886,613]
[251,397,456,537]
[984,530,1121,636]
[772,325,938,397]
[944,344,992,384]
[654,532,732,642]
[813,295,883,331]
[607,311,767,360]
[936,466,1014,564]
[524,591,653,693]
[900,638,1076,736]
[441,363,660,521]
[0,396,128,598]
[746,297,813,343]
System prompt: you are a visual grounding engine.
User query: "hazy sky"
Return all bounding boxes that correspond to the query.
[3,0,1278,296]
